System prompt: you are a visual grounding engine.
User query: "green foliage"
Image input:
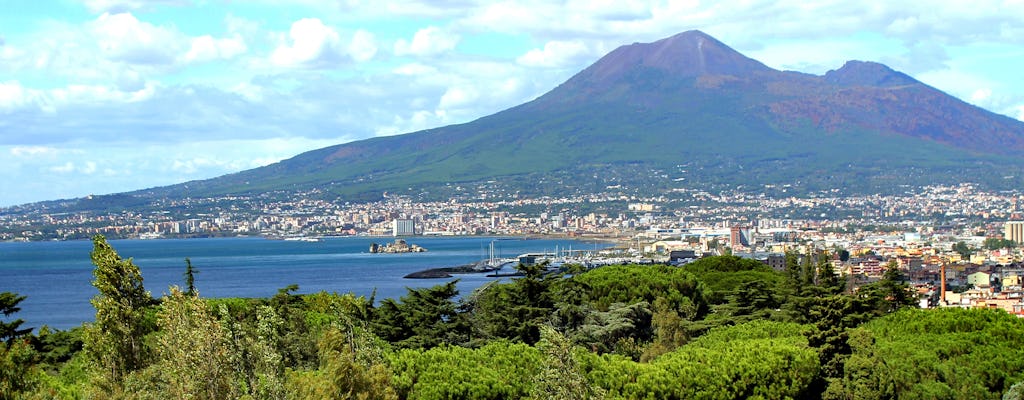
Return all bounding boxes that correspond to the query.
[953,241,974,258]
[28,350,92,399]
[16,243,1024,400]
[581,320,819,399]
[985,237,1017,250]
[150,286,237,399]
[532,326,605,400]
[1006,381,1024,400]
[31,326,85,367]
[684,255,784,306]
[1,340,39,399]
[574,264,707,319]
[183,258,198,296]
[219,303,287,399]
[855,261,917,316]
[302,291,374,326]
[572,302,652,355]
[1,292,32,344]
[372,281,468,349]
[470,263,560,344]
[287,327,397,400]
[831,308,1024,399]
[268,285,318,369]
[639,297,687,362]
[83,234,156,393]
[390,341,542,399]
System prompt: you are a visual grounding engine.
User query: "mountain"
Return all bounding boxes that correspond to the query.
[137,30,1024,203]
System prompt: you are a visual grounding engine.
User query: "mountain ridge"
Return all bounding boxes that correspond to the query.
[33,30,1024,208]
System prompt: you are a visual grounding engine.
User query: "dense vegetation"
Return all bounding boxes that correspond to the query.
[3,235,1024,399]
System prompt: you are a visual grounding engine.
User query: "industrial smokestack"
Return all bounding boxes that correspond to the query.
[940,264,947,305]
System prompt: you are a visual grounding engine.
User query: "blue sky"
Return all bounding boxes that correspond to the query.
[2,0,1023,206]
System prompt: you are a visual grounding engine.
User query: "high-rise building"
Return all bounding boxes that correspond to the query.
[393,219,416,236]
[730,225,751,248]
[1005,221,1024,244]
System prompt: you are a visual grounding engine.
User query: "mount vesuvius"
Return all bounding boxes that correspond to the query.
[125,30,1024,204]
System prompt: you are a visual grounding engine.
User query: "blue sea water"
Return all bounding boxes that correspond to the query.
[0,236,603,331]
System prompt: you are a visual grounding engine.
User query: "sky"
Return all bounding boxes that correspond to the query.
[2,1,1023,207]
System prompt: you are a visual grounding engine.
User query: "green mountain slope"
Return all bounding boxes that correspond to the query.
[146,30,1024,201]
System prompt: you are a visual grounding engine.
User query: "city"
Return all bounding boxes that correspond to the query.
[4,182,1024,314]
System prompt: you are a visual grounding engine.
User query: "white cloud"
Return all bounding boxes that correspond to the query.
[10,146,58,157]
[90,12,185,65]
[438,86,478,109]
[392,63,438,76]
[971,88,993,103]
[0,81,31,111]
[394,26,459,56]
[183,34,247,64]
[229,82,265,102]
[1017,105,1024,121]
[271,18,344,66]
[81,161,98,174]
[49,162,75,174]
[82,0,188,14]
[49,83,156,105]
[517,40,591,68]
[349,29,378,62]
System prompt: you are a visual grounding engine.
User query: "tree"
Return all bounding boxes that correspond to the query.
[151,287,236,400]
[953,241,973,258]
[784,251,803,292]
[532,325,604,400]
[472,263,559,344]
[801,249,816,288]
[219,304,287,400]
[817,255,846,296]
[372,281,467,349]
[985,237,1017,250]
[83,235,155,391]
[0,292,31,344]
[288,327,397,400]
[183,258,199,296]
[874,260,917,313]
[1,339,38,400]
[0,292,38,399]
[837,249,851,263]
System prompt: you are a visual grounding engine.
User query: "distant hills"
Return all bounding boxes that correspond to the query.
[56,31,1024,208]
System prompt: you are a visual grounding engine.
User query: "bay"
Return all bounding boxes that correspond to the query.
[0,236,605,331]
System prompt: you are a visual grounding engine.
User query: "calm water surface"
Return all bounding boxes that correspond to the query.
[0,236,603,330]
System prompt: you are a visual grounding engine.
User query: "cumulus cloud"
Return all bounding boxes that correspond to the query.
[438,86,478,109]
[183,34,247,63]
[517,40,591,68]
[10,146,58,157]
[90,12,185,65]
[82,0,190,14]
[49,162,76,174]
[271,18,341,65]
[4,0,1024,206]
[271,18,377,67]
[349,29,378,62]
[394,26,459,56]
[392,63,439,76]
[971,88,993,103]
[0,81,31,111]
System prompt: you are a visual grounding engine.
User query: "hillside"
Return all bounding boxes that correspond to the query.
[131,30,1024,202]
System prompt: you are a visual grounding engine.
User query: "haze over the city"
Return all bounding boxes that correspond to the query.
[2,0,1023,206]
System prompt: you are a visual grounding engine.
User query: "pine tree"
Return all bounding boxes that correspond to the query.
[0,292,31,344]
[153,287,236,399]
[183,258,199,296]
[83,235,154,391]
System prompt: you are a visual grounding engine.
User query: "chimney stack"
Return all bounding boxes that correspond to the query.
[940,264,947,305]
